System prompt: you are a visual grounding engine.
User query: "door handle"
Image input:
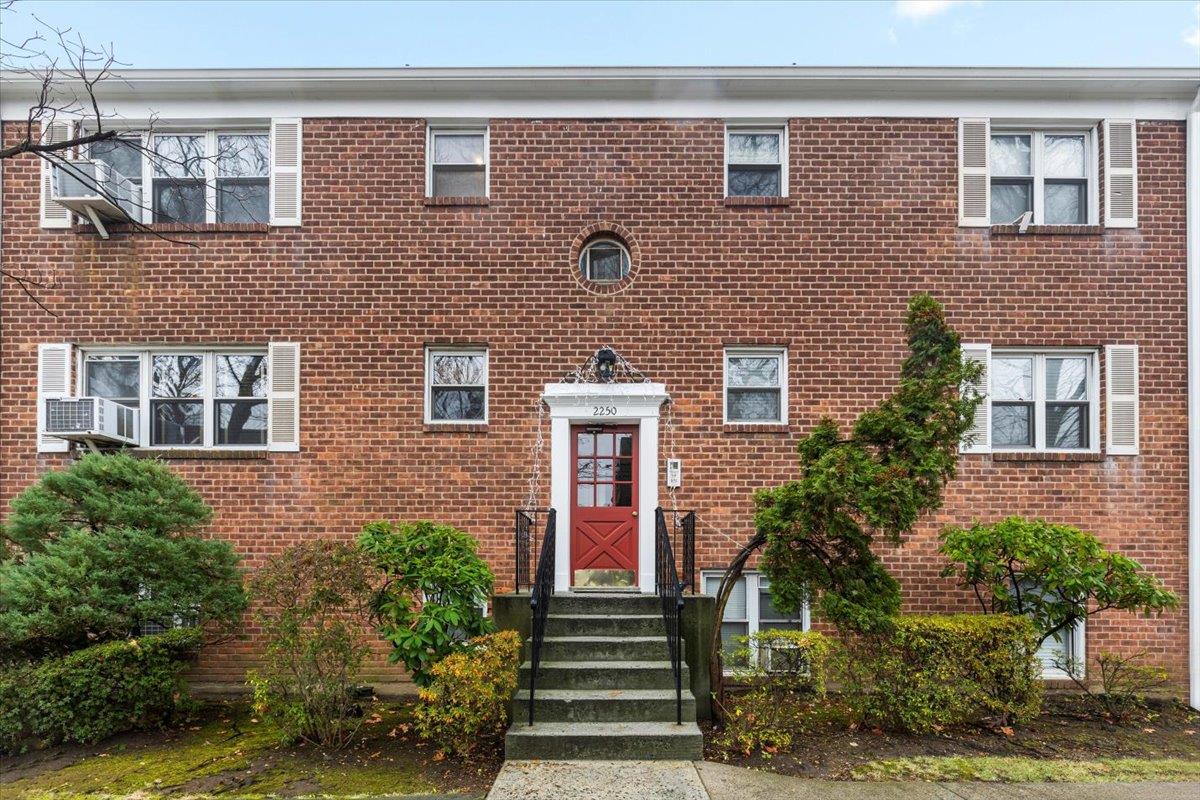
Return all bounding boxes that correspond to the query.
[631,511,639,517]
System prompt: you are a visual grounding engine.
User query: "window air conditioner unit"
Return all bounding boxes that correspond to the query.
[45,397,139,447]
[761,640,812,676]
[52,159,141,239]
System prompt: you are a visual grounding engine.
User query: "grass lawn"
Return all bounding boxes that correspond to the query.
[704,694,1200,782]
[1,700,500,799]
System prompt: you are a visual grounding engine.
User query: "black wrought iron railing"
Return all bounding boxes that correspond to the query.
[527,508,556,726]
[655,506,685,725]
[661,508,697,593]
[515,508,553,592]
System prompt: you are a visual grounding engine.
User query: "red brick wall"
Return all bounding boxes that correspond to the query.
[0,117,1189,693]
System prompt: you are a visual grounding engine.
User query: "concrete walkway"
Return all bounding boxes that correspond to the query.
[486,760,1200,800]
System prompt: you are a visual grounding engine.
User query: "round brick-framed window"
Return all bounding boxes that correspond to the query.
[569,223,639,295]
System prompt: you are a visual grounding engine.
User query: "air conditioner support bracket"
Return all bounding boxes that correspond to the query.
[83,206,110,240]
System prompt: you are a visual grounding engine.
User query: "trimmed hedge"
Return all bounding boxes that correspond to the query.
[0,627,201,753]
[843,614,1042,733]
[413,629,521,756]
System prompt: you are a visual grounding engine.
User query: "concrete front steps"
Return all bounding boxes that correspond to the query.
[504,592,703,761]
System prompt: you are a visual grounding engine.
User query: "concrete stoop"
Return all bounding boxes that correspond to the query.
[503,592,704,761]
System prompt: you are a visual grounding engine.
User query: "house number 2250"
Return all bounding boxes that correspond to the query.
[592,406,617,416]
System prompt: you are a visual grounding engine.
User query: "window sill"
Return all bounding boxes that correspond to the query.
[722,423,790,434]
[73,222,271,235]
[988,451,1106,463]
[423,196,490,207]
[723,196,792,208]
[125,448,269,460]
[423,423,489,434]
[989,224,1104,236]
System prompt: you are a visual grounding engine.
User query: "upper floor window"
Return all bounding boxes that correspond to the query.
[725,126,786,198]
[90,130,270,224]
[990,130,1093,225]
[426,347,488,423]
[991,350,1098,452]
[724,347,787,424]
[83,349,268,447]
[427,127,488,198]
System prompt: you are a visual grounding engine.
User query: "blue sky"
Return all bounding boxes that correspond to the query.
[3,1,1199,68]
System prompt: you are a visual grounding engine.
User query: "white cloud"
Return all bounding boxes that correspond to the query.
[895,1,969,20]
[1185,3,1200,50]
[888,27,899,44]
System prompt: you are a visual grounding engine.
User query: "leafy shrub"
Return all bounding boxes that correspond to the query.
[715,631,834,755]
[0,453,246,661]
[840,614,1042,733]
[357,520,494,686]
[248,541,374,749]
[1065,650,1171,724]
[413,630,521,756]
[940,517,1177,650]
[0,628,201,753]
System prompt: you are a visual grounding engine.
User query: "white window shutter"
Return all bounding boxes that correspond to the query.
[269,118,302,226]
[268,342,300,451]
[960,343,991,453]
[1106,344,1138,454]
[1103,119,1137,228]
[40,120,74,228]
[37,343,72,452]
[958,118,990,227]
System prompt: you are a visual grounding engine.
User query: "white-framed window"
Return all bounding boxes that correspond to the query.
[90,129,270,224]
[702,570,809,671]
[725,125,787,198]
[578,238,631,283]
[724,347,787,424]
[80,348,268,448]
[1037,620,1086,680]
[427,126,488,198]
[991,350,1099,452]
[990,129,1096,225]
[425,347,488,424]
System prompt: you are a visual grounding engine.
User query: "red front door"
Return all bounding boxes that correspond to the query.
[571,425,638,588]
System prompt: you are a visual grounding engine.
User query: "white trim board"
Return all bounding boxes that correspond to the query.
[4,67,1197,121]
[1186,89,1200,711]
[542,382,669,594]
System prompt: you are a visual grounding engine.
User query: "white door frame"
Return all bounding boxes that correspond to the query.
[542,382,669,593]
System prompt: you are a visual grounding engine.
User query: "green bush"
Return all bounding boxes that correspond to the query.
[413,630,521,756]
[940,517,1178,651]
[716,631,834,755]
[0,628,201,753]
[841,614,1042,733]
[248,541,374,749]
[0,453,246,661]
[357,520,494,686]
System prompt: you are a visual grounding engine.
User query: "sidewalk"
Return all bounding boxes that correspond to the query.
[485,760,1200,800]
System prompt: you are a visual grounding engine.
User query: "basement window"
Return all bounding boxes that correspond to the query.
[702,571,808,671]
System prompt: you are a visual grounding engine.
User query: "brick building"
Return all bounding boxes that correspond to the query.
[2,67,1199,706]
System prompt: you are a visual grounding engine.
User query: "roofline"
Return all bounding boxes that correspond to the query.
[4,65,1198,122]
[4,64,1199,83]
